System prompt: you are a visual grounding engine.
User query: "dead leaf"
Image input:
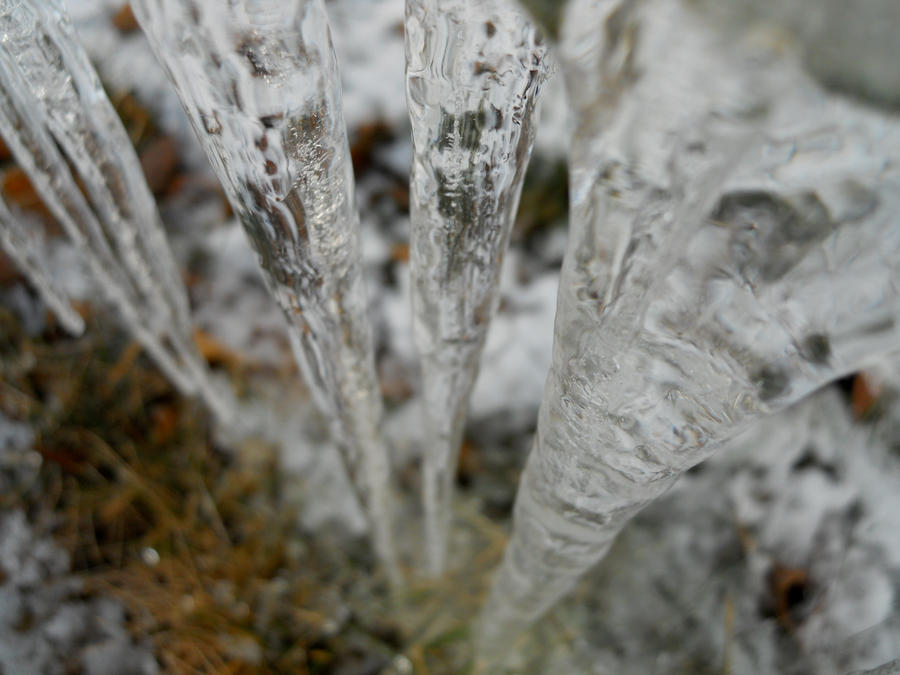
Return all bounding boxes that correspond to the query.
[113,4,140,33]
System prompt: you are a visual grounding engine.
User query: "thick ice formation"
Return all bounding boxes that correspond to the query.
[491,386,900,673]
[479,0,900,657]
[405,0,548,574]
[0,0,228,420]
[131,0,396,575]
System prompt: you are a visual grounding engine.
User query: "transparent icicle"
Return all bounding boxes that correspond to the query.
[405,0,548,574]
[0,198,85,336]
[132,0,396,576]
[479,0,900,658]
[0,0,230,421]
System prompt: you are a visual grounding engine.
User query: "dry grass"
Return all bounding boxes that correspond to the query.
[0,307,406,673]
[0,305,520,674]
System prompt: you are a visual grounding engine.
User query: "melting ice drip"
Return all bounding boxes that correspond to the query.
[405,0,548,575]
[131,0,397,576]
[478,0,900,658]
[0,0,230,422]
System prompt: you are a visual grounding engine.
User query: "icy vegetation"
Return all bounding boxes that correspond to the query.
[0,0,899,671]
[130,0,397,575]
[479,0,900,659]
[405,0,548,573]
[0,0,229,420]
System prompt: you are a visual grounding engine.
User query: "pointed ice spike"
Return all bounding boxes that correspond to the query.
[478,0,900,661]
[0,0,186,335]
[0,0,231,421]
[132,0,397,578]
[405,0,548,575]
[0,198,85,336]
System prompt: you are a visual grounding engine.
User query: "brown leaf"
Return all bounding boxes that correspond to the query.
[390,242,410,263]
[35,442,88,474]
[851,373,878,420]
[194,329,249,375]
[140,136,179,196]
[389,184,410,212]
[770,563,810,632]
[112,4,140,33]
[112,93,152,146]
[2,168,53,221]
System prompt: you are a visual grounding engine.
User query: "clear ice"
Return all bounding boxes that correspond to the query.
[405,0,548,574]
[0,0,229,421]
[0,198,85,336]
[479,0,900,657]
[131,0,397,575]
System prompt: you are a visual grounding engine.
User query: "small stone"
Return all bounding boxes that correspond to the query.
[141,547,160,566]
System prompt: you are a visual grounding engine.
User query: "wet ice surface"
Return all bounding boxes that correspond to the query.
[130,0,396,574]
[503,389,900,675]
[479,0,900,656]
[0,0,229,420]
[405,0,548,573]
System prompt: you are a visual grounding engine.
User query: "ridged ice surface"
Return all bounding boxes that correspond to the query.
[479,0,900,657]
[405,0,547,573]
[131,0,395,573]
[0,0,227,418]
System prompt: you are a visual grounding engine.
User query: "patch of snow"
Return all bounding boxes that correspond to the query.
[0,511,158,674]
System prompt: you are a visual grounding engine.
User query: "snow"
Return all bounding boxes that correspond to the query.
[470,265,558,420]
[328,0,408,128]
[0,512,157,675]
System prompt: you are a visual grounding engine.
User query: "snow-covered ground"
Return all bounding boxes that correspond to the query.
[1,415,156,674]
[0,509,158,674]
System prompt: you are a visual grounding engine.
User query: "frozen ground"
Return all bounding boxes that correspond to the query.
[0,1,897,673]
[0,414,157,674]
[0,509,158,674]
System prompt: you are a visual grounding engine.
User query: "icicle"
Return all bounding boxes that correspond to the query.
[0,0,186,334]
[0,0,231,422]
[131,0,397,577]
[0,198,84,336]
[478,0,900,660]
[405,0,548,575]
